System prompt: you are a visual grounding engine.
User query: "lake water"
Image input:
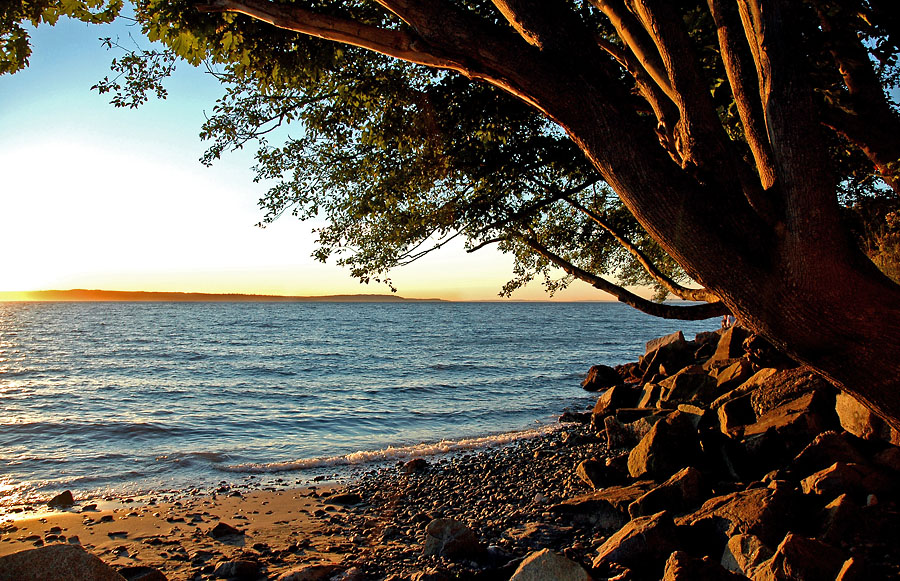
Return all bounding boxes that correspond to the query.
[0,301,717,507]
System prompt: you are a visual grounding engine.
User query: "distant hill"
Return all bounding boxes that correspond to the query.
[0,289,445,303]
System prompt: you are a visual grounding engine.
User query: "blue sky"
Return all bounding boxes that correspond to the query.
[0,12,605,300]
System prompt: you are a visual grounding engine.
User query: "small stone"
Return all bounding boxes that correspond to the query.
[422,518,483,560]
[401,458,429,474]
[47,490,75,508]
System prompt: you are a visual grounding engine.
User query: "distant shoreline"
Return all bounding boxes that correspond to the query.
[0,289,445,303]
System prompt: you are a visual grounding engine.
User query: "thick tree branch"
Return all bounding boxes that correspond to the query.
[195,0,459,69]
[816,2,900,192]
[564,197,721,303]
[707,0,778,194]
[522,236,727,320]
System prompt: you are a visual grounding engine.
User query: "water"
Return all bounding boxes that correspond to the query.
[0,301,716,506]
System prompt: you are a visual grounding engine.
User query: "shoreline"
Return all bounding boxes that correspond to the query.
[0,421,601,579]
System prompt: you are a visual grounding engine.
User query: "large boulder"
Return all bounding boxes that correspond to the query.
[422,518,483,560]
[790,431,867,476]
[750,534,844,581]
[657,366,717,408]
[550,481,656,530]
[835,391,900,445]
[641,332,693,382]
[675,487,795,548]
[749,367,835,417]
[604,413,666,450]
[714,359,755,393]
[663,551,746,581]
[508,549,592,581]
[628,466,705,518]
[582,364,623,392]
[709,326,751,365]
[627,411,703,479]
[800,462,894,502]
[590,385,640,429]
[720,534,774,577]
[0,545,125,581]
[592,511,678,571]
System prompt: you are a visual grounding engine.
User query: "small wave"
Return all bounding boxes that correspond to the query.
[222,424,562,474]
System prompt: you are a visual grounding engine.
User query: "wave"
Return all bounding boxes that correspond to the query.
[222,423,562,474]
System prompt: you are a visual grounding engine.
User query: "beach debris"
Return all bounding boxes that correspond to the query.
[46,490,75,508]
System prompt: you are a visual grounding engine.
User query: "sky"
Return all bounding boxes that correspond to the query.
[0,12,609,301]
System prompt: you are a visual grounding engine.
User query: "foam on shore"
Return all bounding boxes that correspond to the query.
[223,423,563,474]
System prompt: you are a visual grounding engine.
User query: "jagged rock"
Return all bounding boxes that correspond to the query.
[742,333,792,368]
[628,466,704,518]
[582,364,623,392]
[657,366,717,408]
[616,361,643,384]
[627,411,702,479]
[663,551,746,580]
[508,548,592,581]
[575,459,605,490]
[615,407,663,423]
[558,411,591,424]
[550,481,656,530]
[835,391,900,445]
[711,368,780,410]
[739,390,839,459]
[637,383,662,408]
[276,564,339,581]
[717,394,755,434]
[591,385,640,428]
[592,511,678,570]
[118,566,168,581]
[47,490,75,508]
[749,367,835,417]
[208,522,244,539]
[834,557,867,581]
[213,559,259,580]
[604,414,665,450]
[0,544,125,581]
[675,487,794,547]
[710,326,751,364]
[819,494,861,546]
[720,534,774,577]
[750,534,844,581]
[503,523,574,551]
[423,518,483,560]
[800,462,893,501]
[714,360,754,393]
[646,331,687,355]
[790,431,867,476]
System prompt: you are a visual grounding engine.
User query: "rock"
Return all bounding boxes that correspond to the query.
[834,557,867,581]
[401,458,429,473]
[663,551,746,580]
[326,492,363,505]
[645,331,687,355]
[800,462,893,501]
[503,523,574,551]
[710,326,751,364]
[508,548,592,581]
[208,522,244,539]
[410,570,453,581]
[276,564,339,581]
[604,414,665,450]
[717,394,755,434]
[422,518,483,560]
[637,383,662,408]
[749,367,835,417]
[628,466,704,518]
[657,366,717,408]
[0,544,125,581]
[592,511,678,570]
[750,533,844,581]
[720,534,774,577]
[118,566,168,581]
[714,360,754,393]
[575,459,607,490]
[627,411,702,479]
[835,391,900,445]
[873,446,900,472]
[591,385,639,429]
[711,368,780,410]
[582,364,623,391]
[47,490,75,508]
[790,431,867,476]
[675,487,794,548]
[550,480,656,530]
[739,390,839,461]
[558,411,591,424]
[213,559,259,580]
[819,494,861,546]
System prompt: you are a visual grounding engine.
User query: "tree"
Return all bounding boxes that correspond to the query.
[7,1,900,428]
